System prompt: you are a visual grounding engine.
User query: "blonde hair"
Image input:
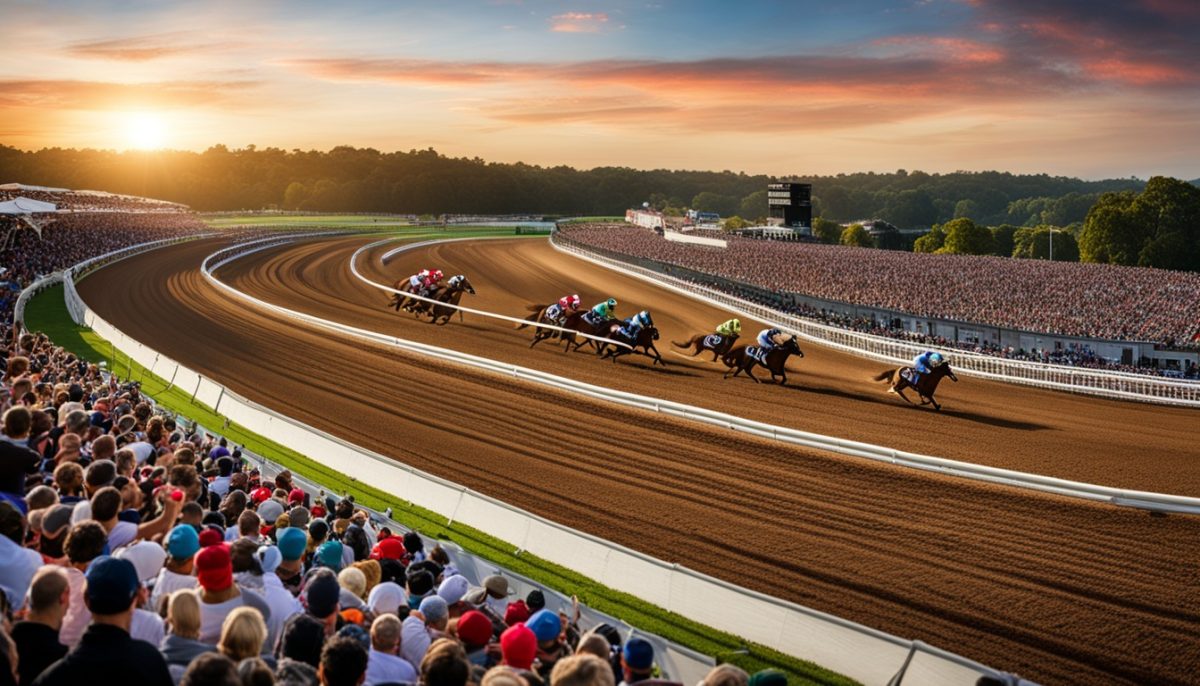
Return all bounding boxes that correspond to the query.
[699,664,749,686]
[550,654,615,686]
[219,606,268,662]
[481,667,529,686]
[167,590,202,640]
[338,567,367,600]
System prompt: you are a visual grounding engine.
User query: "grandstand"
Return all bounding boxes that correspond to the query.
[557,222,1200,376]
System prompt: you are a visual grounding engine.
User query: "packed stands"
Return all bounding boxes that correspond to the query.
[0,325,782,686]
[558,223,1200,368]
[0,184,189,213]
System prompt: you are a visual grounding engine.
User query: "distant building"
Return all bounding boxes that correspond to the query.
[767,181,812,229]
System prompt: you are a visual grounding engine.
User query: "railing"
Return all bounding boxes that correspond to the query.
[549,233,1200,407]
[56,232,1026,685]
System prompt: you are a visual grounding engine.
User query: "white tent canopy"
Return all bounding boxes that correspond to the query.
[0,197,57,214]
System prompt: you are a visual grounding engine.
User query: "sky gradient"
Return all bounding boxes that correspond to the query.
[2,0,1198,178]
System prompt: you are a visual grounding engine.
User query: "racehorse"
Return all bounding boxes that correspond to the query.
[599,325,665,365]
[722,335,804,384]
[516,304,566,348]
[389,279,420,312]
[559,311,620,353]
[873,362,957,410]
[422,276,476,325]
[671,333,740,362]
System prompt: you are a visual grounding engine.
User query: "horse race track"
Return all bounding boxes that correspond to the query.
[83,234,1200,685]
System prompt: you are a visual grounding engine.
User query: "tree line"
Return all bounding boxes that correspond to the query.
[1,144,1193,269]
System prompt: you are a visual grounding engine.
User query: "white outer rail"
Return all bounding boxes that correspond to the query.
[71,233,1021,685]
[548,234,1200,407]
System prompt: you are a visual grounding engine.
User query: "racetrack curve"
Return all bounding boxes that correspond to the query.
[80,234,1200,685]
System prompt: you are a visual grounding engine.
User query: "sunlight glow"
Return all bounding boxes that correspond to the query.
[124,112,168,150]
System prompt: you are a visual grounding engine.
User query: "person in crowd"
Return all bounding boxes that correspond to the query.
[420,638,470,686]
[195,541,272,643]
[617,638,654,686]
[10,567,69,685]
[318,635,369,686]
[217,606,268,664]
[698,664,749,686]
[550,654,616,686]
[32,557,173,686]
[363,613,417,686]
[179,653,239,686]
[160,590,215,684]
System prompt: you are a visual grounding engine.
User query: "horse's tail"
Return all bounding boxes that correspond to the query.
[671,335,701,349]
[872,369,893,383]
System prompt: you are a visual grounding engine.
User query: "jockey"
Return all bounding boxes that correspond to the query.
[446,274,465,289]
[589,298,617,323]
[755,328,786,361]
[407,269,431,290]
[911,351,944,384]
[620,310,653,338]
[545,294,581,324]
[715,318,741,339]
[421,269,444,292]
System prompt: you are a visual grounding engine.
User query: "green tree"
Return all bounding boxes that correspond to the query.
[738,190,767,220]
[1013,226,1079,261]
[691,191,740,217]
[953,199,979,220]
[811,217,842,244]
[883,189,937,228]
[913,225,946,253]
[990,224,1019,257]
[282,181,308,209]
[722,215,751,231]
[1078,191,1148,266]
[937,218,994,255]
[839,224,873,248]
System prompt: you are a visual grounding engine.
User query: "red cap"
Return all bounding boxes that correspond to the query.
[198,528,224,549]
[504,600,531,626]
[194,543,233,592]
[500,623,537,671]
[372,537,405,561]
[288,488,305,504]
[457,610,493,647]
[251,487,272,504]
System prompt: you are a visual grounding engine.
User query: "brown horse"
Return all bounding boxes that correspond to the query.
[671,333,739,362]
[516,303,574,348]
[389,279,420,311]
[722,335,804,384]
[423,275,475,325]
[599,326,664,365]
[873,362,957,410]
[559,311,619,353]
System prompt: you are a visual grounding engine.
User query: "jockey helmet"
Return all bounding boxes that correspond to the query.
[636,310,652,326]
[433,269,444,280]
[606,298,617,308]
[569,294,581,309]
[730,319,741,333]
[930,352,944,366]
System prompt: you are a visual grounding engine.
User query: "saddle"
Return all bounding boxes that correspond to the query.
[581,311,602,327]
[703,334,724,349]
[747,345,767,364]
[900,367,918,384]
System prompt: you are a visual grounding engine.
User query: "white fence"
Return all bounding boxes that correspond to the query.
[46,234,1029,684]
[663,230,728,248]
[549,234,1200,407]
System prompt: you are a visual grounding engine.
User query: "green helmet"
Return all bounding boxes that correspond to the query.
[606,298,617,308]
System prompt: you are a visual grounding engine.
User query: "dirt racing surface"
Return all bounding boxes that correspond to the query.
[81,235,1200,685]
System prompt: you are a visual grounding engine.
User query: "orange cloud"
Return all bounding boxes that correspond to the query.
[0,79,258,110]
[550,12,609,33]
[66,32,236,61]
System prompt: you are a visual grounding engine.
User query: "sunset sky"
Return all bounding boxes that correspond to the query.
[2,0,1198,178]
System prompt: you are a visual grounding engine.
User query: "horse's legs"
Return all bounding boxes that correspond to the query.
[895,387,915,405]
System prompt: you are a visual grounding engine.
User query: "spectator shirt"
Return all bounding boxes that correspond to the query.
[198,589,272,644]
[364,648,418,686]
[31,623,172,686]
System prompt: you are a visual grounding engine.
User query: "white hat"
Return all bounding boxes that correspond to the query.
[368,581,407,616]
[437,574,470,605]
[115,540,168,583]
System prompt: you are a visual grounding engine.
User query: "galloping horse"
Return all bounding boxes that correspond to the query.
[423,275,476,325]
[722,335,804,384]
[671,333,740,362]
[559,311,620,353]
[516,304,566,348]
[599,326,665,365]
[873,362,957,410]
[389,279,421,312]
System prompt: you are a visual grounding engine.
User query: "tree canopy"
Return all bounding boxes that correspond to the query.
[1079,177,1200,271]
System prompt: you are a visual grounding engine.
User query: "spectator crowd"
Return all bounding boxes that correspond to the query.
[0,188,189,214]
[557,224,1200,351]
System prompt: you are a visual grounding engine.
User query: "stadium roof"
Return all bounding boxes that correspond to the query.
[0,182,68,192]
[0,197,56,214]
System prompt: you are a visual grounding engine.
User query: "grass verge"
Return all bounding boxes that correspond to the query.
[25,274,858,686]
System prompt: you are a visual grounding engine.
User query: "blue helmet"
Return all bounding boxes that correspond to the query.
[606,298,617,308]
[930,352,944,366]
[636,310,652,326]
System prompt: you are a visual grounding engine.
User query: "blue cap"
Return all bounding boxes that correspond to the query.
[526,608,562,642]
[317,540,343,570]
[166,524,200,560]
[277,527,308,562]
[623,637,654,670]
[419,594,449,623]
[85,556,140,615]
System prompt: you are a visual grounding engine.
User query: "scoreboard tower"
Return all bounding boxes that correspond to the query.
[767,182,812,228]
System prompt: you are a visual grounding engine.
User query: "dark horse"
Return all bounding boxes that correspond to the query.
[599,326,665,365]
[671,333,739,362]
[722,335,804,384]
[420,275,476,325]
[389,279,421,312]
[516,304,570,348]
[873,362,957,410]
[559,311,619,353]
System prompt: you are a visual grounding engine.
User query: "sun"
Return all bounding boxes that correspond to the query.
[124,112,168,150]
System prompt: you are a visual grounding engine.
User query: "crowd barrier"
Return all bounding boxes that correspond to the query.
[548,234,1200,407]
[47,233,1029,684]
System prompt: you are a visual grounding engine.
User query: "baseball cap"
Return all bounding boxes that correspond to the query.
[167,524,201,559]
[623,637,654,670]
[277,527,308,562]
[484,574,512,597]
[367,581,407,616]
[195,543,233,592]
[437,574,470,605]
[84,556,140,615]
[526,609,562,643]
[419,595,449,624]
[115,540,167,583]
[504,600,531,626]
[371,537,405,561]
[457,610,493,646]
